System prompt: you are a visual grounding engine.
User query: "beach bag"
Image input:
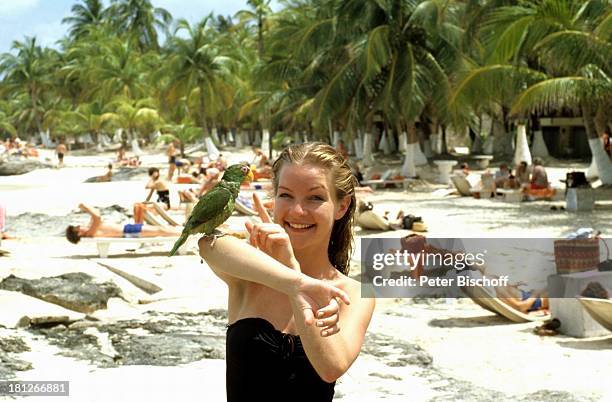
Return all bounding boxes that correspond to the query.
[553,238,601,274]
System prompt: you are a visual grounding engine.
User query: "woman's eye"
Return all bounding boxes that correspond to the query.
[278,193,291,198]
[310,195,325,201]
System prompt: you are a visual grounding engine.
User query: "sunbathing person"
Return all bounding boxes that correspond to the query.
[494,163,510,188]
[528,158,549,189]
[178,167,222,203]
[145,167,171,209]
[515,161,530,187]
[65,203,180,244]
[85,164,113,183]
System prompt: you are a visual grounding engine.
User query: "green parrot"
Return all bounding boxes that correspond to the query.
[169,162,254,256]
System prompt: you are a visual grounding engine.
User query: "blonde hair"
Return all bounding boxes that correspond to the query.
[272,142,357,275]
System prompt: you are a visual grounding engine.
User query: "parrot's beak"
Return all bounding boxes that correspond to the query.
[244,169,254,183]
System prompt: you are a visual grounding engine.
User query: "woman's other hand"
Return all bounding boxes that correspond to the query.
[289,274,350,333]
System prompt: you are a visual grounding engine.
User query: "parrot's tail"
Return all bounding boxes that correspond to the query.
[169,233,189,256]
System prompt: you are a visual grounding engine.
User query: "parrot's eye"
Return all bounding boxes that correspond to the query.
[241,166,249,173]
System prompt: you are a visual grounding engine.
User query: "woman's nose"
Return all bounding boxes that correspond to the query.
[289,201,307,216]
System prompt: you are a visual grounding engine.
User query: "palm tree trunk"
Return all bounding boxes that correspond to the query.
[401,121,417,178]
[583,104,612,184]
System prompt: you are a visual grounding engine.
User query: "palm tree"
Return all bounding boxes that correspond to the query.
[159,18,233,144]
[107,0,172,51]
[105,97,162,144]
[457,0,612,182]
[0,37,58,136]
[0,100,17,138]
[235,0,272,58]
[62,0,107,40]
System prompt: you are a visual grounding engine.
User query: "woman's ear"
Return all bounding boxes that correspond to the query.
[335,196,352,220]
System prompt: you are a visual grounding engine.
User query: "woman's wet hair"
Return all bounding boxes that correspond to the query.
[272,142,357,275]
[66,225,81,244]
[148,167,159,177]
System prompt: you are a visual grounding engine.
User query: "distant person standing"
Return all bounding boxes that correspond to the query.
[167,140,179,181]
[56,141,67,168]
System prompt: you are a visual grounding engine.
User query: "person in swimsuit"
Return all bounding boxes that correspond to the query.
[199,142,375,401]
[65,203,180,244]
[56,141,67,168]
[145,167,171,209]
[167,140,179,181]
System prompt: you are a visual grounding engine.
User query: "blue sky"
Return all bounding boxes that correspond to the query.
[0,0,281,53]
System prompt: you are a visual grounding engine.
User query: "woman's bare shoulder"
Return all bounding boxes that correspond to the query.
[335,273,376,307]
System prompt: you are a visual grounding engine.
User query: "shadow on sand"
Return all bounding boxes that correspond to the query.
[428,314,510,328]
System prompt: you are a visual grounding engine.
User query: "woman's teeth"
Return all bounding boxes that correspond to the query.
[287,223,313,229]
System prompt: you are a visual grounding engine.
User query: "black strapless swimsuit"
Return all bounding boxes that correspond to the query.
[226,317,335,402]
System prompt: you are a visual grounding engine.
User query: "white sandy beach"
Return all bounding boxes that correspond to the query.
[1,147,611,402]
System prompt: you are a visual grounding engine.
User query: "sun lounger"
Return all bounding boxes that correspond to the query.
[150,203,182,226]
[235,196,258,216]
[143,210,168,227]
[450,175,472,196]
[578,297,612,332]
[82,237,186,258]
[461,284,551,323]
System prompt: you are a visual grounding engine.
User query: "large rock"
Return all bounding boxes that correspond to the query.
[0,336,32,379]
[0,159,51,176]
[0,273,123,314]
[33,310,227,367]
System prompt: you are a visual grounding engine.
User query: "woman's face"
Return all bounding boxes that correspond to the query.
[273,163,348,252]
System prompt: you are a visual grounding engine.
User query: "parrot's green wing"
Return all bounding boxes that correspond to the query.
[185,185,233,233]
[168,185,233,256]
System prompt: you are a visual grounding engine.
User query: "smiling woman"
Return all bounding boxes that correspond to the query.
[198,142,375,402]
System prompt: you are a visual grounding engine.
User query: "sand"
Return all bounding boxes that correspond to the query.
[1,146,611,401]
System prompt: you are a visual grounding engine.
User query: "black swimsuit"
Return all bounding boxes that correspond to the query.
[156,190,170,209]
[226,317,335,402]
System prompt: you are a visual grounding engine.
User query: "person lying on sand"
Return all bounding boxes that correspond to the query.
[65,203,180,244]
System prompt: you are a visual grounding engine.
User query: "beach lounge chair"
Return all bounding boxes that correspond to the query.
[150,203,182,226]
[461,284,551,323]
[450,175,472,196]
[82,237,186,258]
[235,194,258,216]
[143,210,167,227]
[578,297,612,332]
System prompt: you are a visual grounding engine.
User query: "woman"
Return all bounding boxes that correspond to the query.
[199,143,375,401]
[144,167,171,209]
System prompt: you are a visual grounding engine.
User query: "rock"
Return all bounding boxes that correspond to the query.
[0,290,85,328]
[0,273,123,314]
[362,332,433,367]
[32,311,227,368]
[0,159,51,176]
[0,336,32,379]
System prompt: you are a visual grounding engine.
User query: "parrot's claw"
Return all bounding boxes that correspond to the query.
[204,230,227,249]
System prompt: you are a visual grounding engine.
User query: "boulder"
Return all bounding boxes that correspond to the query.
[0,159,52,176]
[0,273,123,314]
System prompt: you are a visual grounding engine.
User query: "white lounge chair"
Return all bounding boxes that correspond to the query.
[461,284,551,323]
[578,297,612,332]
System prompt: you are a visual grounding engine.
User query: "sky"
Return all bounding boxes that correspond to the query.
[0,0,281,53]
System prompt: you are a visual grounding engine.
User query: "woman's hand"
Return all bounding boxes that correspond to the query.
[289,273,350,336]
[245,193,299,271]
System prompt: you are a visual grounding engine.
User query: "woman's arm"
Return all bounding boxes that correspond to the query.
[198,236,350,307]
[290,283,375,383]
